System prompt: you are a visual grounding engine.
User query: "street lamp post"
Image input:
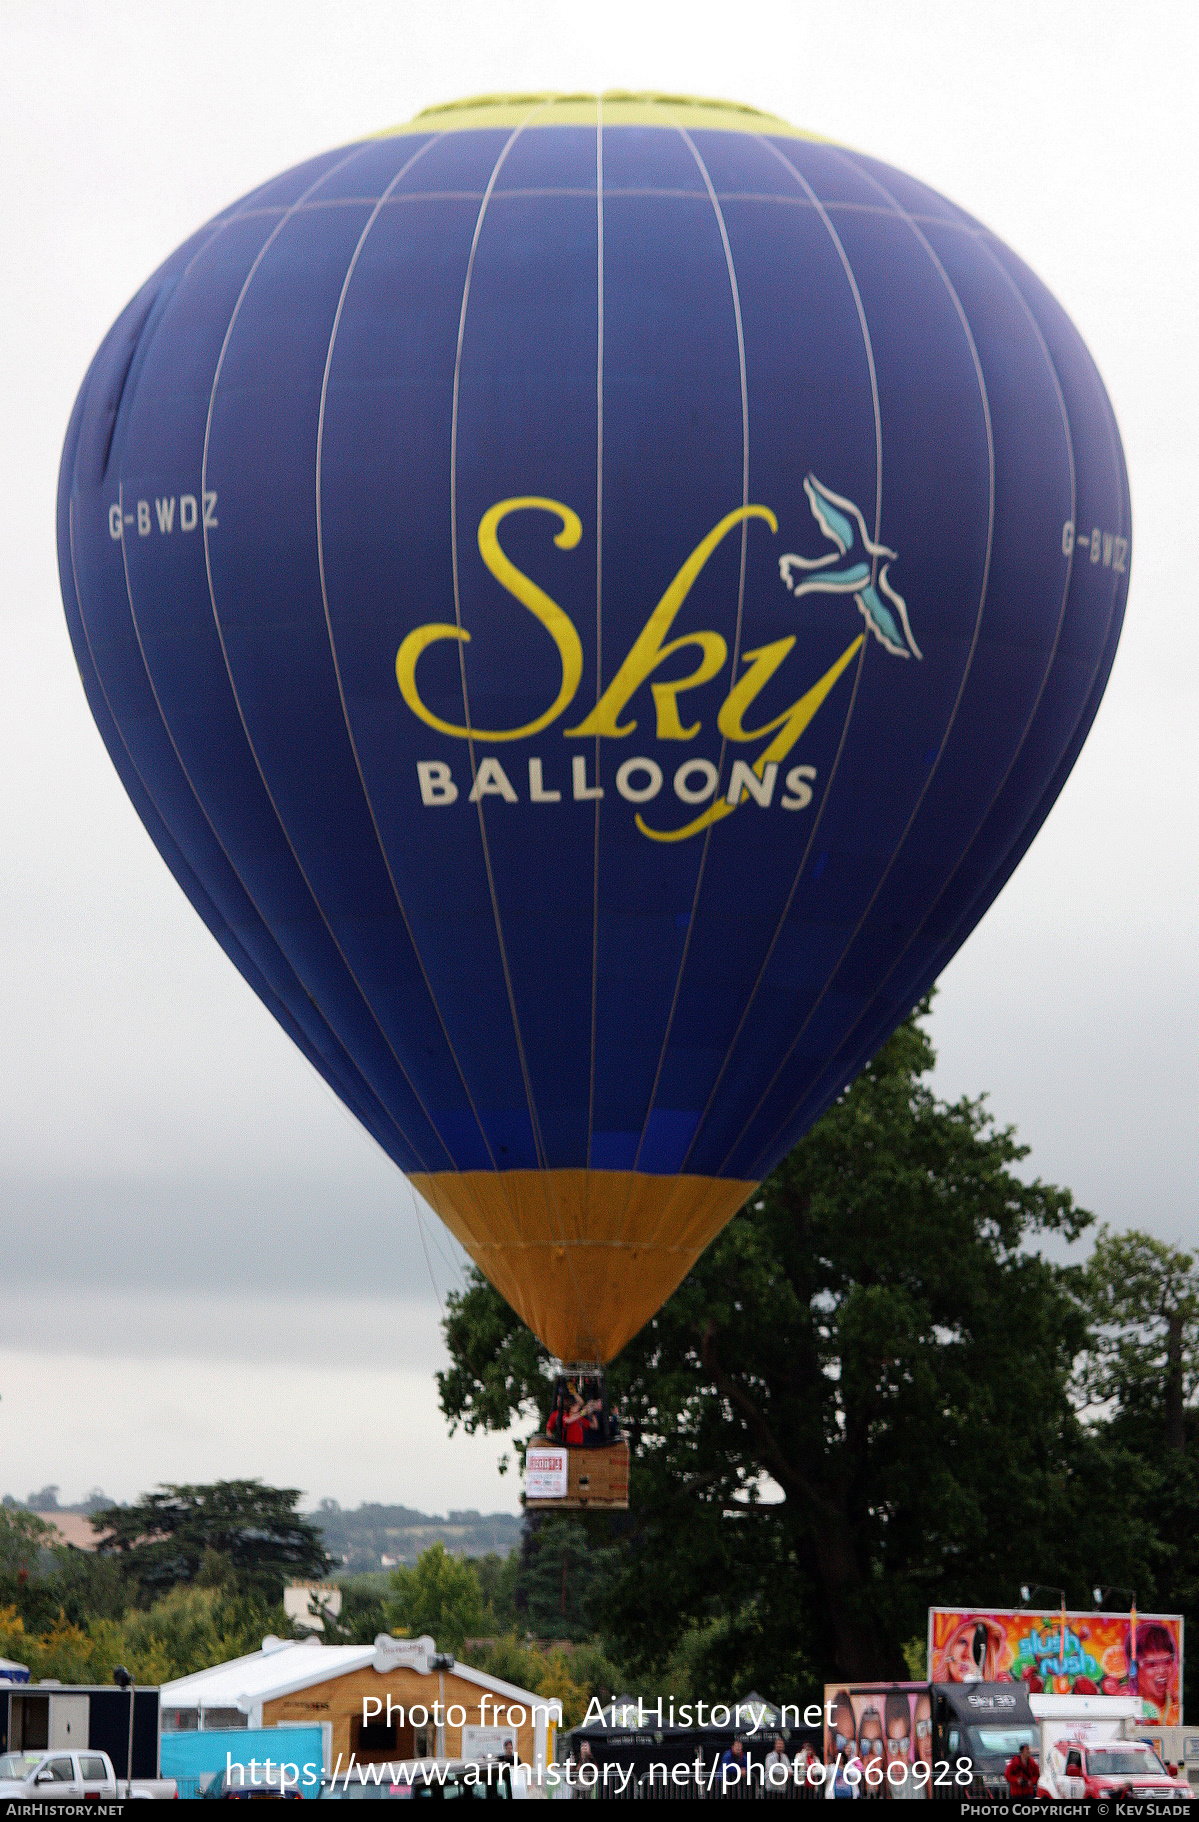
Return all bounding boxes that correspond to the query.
[1018,1584,1066,1610]
[1093,1587,1138,1685]
[1017,1587,1069,1682]
[113,1665,134,1797]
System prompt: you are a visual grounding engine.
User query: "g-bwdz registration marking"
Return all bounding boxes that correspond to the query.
[108,492,219,538]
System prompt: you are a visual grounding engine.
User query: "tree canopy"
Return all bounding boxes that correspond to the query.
[1078,1227,1199,1703]
[91,1480,328,1602]
[385,1541,486,1655]
[1080,1227,1199,1447]
[0,1507,57,1580]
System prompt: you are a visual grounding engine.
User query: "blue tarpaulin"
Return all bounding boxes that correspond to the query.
[161,1726,324,1800]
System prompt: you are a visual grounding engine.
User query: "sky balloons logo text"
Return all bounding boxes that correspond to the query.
[397,477,916,843]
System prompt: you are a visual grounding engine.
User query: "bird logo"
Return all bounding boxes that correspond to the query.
[779,474,921,660]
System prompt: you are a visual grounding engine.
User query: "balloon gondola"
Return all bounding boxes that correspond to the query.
[526,1366,630,1511]
[58,94,1130,1482]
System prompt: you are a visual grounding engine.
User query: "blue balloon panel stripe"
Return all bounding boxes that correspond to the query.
[626,123,759,1181]
[732,227,1132,1180]
[687,145,998,1179]
[586,128,753,1169]
[320,129,547,1172]
[706,155,1080,1178]
[60,332,405,1163]
[628,163,883,1167]
[455,184,602,1168]
[106,172,446,1171]
[202,145,486,1171]
[714,228,1080,1163]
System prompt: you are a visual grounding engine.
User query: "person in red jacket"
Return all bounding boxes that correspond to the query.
[1004,1741,1040,1797]
[554,1380,587,1446]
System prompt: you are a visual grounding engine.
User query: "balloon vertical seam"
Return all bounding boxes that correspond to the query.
[584,96,605,1185]
[446,102,601,1359]
[723,149,999,1184]
[194,139,445,1174]
[793,218,1084,1131]
[71,395,411,1169]
[313,130,504,1180]
[629,119,752,1205]
[674,134,884,1181]
[447,108,544,1195]
[887,252,1130,1041]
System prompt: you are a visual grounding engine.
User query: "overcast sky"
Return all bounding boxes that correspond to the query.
[1,0,1195,1517]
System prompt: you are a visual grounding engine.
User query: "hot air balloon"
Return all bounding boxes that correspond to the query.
[59,95,1130,1422]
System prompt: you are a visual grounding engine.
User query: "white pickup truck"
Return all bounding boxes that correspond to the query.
[0,1747,177,1800]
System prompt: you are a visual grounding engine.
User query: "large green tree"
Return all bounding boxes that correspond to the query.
[385,1541,485,1654]
[91,1480,328,1603]
[1081,1227,1199,1452]
[1079,1229,1199,1715]
[440,1005,1103,1686]
[509,1513,622,1642]
[0,1507,57,1579]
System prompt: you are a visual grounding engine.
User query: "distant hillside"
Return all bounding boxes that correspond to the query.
[312,1501,522,1571]
[3,1488,522,1574]
[4,1486,110,1514]
[2,1488,111,1551]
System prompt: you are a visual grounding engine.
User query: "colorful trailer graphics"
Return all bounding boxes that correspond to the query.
[928,1609,1183,1726]
[823,1684,932,1793]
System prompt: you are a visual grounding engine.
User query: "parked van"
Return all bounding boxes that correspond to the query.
[1031,1695,1191,1802]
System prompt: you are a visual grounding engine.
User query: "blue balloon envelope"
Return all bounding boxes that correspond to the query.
[58,95,1130,1361]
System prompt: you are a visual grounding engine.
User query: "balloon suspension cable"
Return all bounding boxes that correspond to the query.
[423,1213,469,1294]
[408,1181,443,1313]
